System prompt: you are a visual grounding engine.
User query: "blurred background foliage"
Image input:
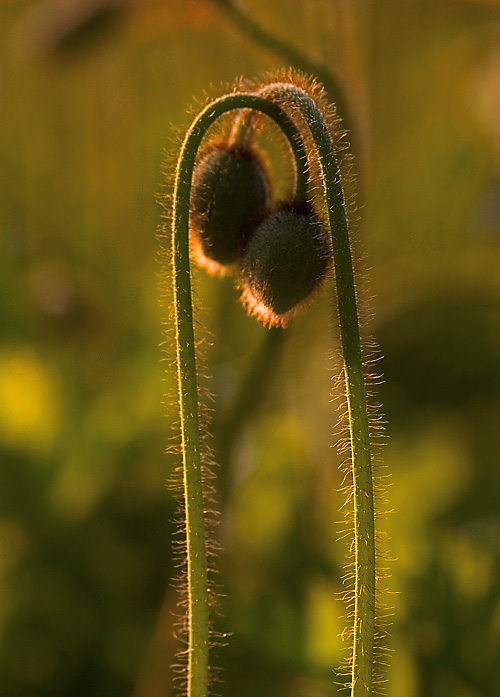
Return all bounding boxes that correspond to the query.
[1,1,500,696]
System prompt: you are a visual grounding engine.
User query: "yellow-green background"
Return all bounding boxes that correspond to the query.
[1,1,500,695]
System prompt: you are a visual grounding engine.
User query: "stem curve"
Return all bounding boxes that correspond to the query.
[263,82,375,696]
[171,83,375,697]
[171,92,311,697]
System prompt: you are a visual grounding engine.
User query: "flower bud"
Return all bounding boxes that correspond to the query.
[190,142,270,274]
[240,203,331,326]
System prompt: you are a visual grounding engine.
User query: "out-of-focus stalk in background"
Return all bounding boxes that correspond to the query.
[1,2,500,696]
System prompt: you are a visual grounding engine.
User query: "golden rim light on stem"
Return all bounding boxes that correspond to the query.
[168,72,379,697]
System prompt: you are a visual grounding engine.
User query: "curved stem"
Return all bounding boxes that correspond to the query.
[173,83,375,697]
[263,83,375,696]
[171,93,310,697]
[208,0,355,143]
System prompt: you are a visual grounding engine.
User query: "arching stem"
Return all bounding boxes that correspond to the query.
[172,83,375,697]
[171,93,309,697]
[263,82,375,696]
[208,0,356,146]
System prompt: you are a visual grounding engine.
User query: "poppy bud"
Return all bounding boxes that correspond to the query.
[190,142,270,273]
[240,203,331,326]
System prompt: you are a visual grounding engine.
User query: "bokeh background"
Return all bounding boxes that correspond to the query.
[2,1,500,695]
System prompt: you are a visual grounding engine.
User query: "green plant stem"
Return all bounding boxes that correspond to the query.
[171,93,310,697]
[209,0,354,137]
[214,326,286,504]
[173,84,375,697]
[228,108,254,147]
[263,83,375,696]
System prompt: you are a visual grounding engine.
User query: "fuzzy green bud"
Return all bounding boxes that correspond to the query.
[240,203,331,326]
[190,142,270,274]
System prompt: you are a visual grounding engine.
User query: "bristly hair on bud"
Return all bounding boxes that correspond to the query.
[166,69,385,697]
[240,201,332,327]
[189,139,271,275]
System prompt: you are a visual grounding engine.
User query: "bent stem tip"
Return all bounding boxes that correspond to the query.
[262,82,376,696]
[171,88,312,697]
[170,77,376,697]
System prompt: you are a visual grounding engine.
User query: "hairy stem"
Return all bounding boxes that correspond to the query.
[171,93,310,697]
[172,83,375,697]
[263,83,375,696]
[208,0,354,139]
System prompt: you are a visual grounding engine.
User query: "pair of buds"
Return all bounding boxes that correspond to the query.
[189,138,331,327]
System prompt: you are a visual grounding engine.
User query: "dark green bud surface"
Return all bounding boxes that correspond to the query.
[241,204,331,324]
[190,143,270,271]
